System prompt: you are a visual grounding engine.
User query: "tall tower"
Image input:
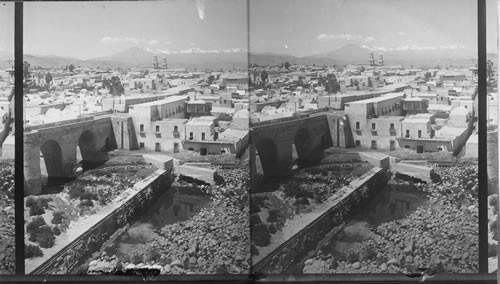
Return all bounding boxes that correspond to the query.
[378,54,384,66]
[152,55,159,69]
[369,52,376,66]
[162,56,168,69]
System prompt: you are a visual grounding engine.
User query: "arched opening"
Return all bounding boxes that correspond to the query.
[294,128,313,162]
[255,138,278,177]
[40,139,64,193]
[77,130,104,171]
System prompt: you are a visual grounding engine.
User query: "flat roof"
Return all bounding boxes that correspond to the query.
[130,95,187,107]
[347,92,403,105]
[434,126,467,138]
[403,118,430,123]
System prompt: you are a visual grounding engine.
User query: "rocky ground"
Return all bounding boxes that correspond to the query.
[251,158,373,252]
[85,166,250,275]
[0,160,15,274]
[24,161,157,260]
[302,162,480,274]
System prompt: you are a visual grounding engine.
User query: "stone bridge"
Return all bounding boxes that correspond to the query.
[250,113,337,178]
[24,116,116,195]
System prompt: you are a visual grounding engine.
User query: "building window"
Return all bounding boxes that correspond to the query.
[418,130,422,138]
[355,140,361,146]
[174,142,180,153]
[356,122,360,130]
[155,143,161,152]
[390,123,395,130]
[372,123,376,130]
[139,142,145,149]
[390,140,396,150]
[140,124,144,132]
[189,132,193,140]
[371,140,377,150]
[173,126,180,138]
[406,130,410,138]
[155,125,160,133]
[201,132,205,141]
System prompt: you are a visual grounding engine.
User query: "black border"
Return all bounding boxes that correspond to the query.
[14,0,24,276]
[4,0,496,283]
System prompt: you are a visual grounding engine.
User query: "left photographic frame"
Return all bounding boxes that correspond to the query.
[22,0,250,277]
[0,1,16,275]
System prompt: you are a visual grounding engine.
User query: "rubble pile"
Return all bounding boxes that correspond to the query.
[303,162,479,274]
[64,165,156,206]
[87,166,250,275]
[0,160,15,274]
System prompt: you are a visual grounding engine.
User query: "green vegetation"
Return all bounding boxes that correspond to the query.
[25,244,43,259]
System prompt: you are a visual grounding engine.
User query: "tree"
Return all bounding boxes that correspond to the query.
[260,70,269,83]
[325,73,340,94]
[487,60,494,78]
[207,75,215,85]
[45,72,53,85]
[23,61,30,81]
[103,76,125,96]
[68,64,75,73]
[423,72,432,82]
[284,61,291,70]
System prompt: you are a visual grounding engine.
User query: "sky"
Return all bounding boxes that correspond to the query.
[0,1,497,59]
[250,0,498,56]
[23,0,248,59]
[0,2,14,56]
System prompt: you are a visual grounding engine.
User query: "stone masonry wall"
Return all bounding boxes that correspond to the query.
[30,170,173,274]
[253,166,390,273]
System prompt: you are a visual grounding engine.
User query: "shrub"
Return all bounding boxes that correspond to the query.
[250,201,261,214]
[26,197,37,208]
[39,197,52,209]
[79,192,98,201]
[25,244,43,259]
[491,220,498,233]
[79,199,94,207]
[51,211,67,224]
[430,170,442,184]
[52,226,61,236]
[68,186,85,200]
[346,251,359,264]
[266,209,281,223]
[144,248,161,263]
[488,243,497,257]
[359,246,377,261]
[35,225,55,248]
[489,196,498,207]
[267,223,277,234]
[29,203,45,216]
[251,243,259,256]
[131,252,143,264]
[26,216,47,236]
[252,223,271,247]
[251,214,262,226]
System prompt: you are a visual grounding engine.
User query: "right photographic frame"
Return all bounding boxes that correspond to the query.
[249,0,496,278]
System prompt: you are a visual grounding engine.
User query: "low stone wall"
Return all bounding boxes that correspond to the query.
[253,166,390,274]
[30,169,173,275]
[393,162,432,183]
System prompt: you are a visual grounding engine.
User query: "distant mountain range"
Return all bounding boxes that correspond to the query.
[16,47,248,70]
[250,44,496,67]
[0,44,497,70]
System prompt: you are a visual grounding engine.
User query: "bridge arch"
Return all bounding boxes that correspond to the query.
[40,139,63,179]
[294,128,313,161]
[255,138,278,176]
[77,130,97,163]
